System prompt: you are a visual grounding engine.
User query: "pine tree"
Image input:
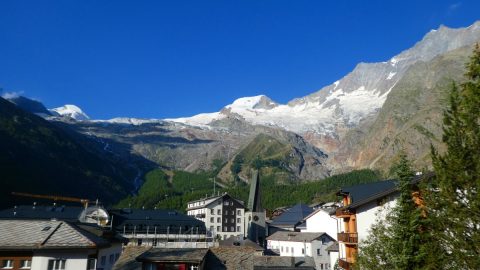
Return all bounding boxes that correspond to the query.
[430,43,480,269]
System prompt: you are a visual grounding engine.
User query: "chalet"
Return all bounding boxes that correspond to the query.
[0,219,122,270]
[334,179,398,269]
[333,174,430,270]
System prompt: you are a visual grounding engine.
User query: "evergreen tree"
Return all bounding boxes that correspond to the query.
[430,44,480,269]
[356,153,433,269]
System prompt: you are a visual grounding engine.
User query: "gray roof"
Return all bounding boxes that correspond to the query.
[270,204,313,227]
[137,248,209,263]
[113,246,151,270]
[254,256,315,269]
[219,235,263,251]
[326,242,339,252]
[266,231,327,242]
[0,219,109,250]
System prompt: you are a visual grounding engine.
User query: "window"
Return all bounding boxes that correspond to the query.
[47,259,66,270]
[217,217,221,223]
[237,226,241,231]
[291,247,294,253]
[302,248,305,254]
[217,226,221,232]
[224,201,229,206]
[87,259,96,270]
[237,218,241,223]
[224,226,227,232]
[281,246,283,252]
[152,238,158,246]
[211,209,214,215]
[20,260,31,269]
[230,201,233,206]
[320,264,324,270]
[217,209,221,215]
[109,254,114,264]
[210,226,214,231]
[224,218,228,223]
[317,249,321,256]
[230,226,235,232]
[101,256,106,266]
[237,210,241,215]
[137,239,142,246]
[230,218,234,223]
[210,217,214,223]
[2,260,13,269]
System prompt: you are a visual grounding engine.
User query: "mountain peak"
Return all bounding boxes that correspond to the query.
[50,104,90,121]
[226,95,278,110]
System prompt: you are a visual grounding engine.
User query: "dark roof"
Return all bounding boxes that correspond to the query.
[0,219,110,250]
[186,193,245,210]
[339,179,397,205]
[109,209,206,233]
[338,173,434,210]
[270,204,313,227]
[0,205,84,221]
[136,248,209,263]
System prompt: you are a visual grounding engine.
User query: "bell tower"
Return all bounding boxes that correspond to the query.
[245,170,266,246]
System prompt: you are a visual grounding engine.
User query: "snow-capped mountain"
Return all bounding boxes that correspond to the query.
[50,104,90,121]
[166,21,480,136]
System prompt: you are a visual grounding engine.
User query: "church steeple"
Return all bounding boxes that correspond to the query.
[248,170,262,212]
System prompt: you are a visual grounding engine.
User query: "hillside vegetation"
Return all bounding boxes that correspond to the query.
[117,168,380,213]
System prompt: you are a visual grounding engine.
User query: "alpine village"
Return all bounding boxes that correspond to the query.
[1,4,480,270]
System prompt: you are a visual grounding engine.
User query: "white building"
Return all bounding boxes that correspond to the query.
[299,207,338,241]
[0,219,122,270]
[266,231,335,270]
[186,193,245,240]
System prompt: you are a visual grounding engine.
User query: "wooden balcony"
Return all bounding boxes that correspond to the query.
[335,207,355,218]
[338,258,353,270]
[337,232,358,244]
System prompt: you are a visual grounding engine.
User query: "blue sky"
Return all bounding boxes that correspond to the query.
[0,0,479,119]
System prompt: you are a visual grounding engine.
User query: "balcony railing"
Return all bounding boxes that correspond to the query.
[335,207,355,217]
[338,258,353,270]
[337,232,358,244]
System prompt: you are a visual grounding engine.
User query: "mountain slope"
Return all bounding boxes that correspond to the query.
[0,97,142,208]
[333,45,473,172]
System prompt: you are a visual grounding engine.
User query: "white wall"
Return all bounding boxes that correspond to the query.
[32,250,92,270]
[97,243,123,270]
[302,210,338,241]
[329,251,339,270]
[356,194,397,243]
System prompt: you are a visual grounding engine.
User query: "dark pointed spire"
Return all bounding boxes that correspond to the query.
[248,169,262,212]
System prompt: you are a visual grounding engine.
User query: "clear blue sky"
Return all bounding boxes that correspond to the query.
[0,0,479,119]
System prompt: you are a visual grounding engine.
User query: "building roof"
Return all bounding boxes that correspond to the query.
[186,193,244,211]
[326,242,339,252]
[109,208,206,233]
[302,207,337,222]
[266,231,327,242]
[270,204,313,227]
[253,256,316,269]
[0,219,109,250]
[338,173,434,210]
[0,205,84,221]
[219,235,264,251]
[136,248,209,264]
[113,246,150,270]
